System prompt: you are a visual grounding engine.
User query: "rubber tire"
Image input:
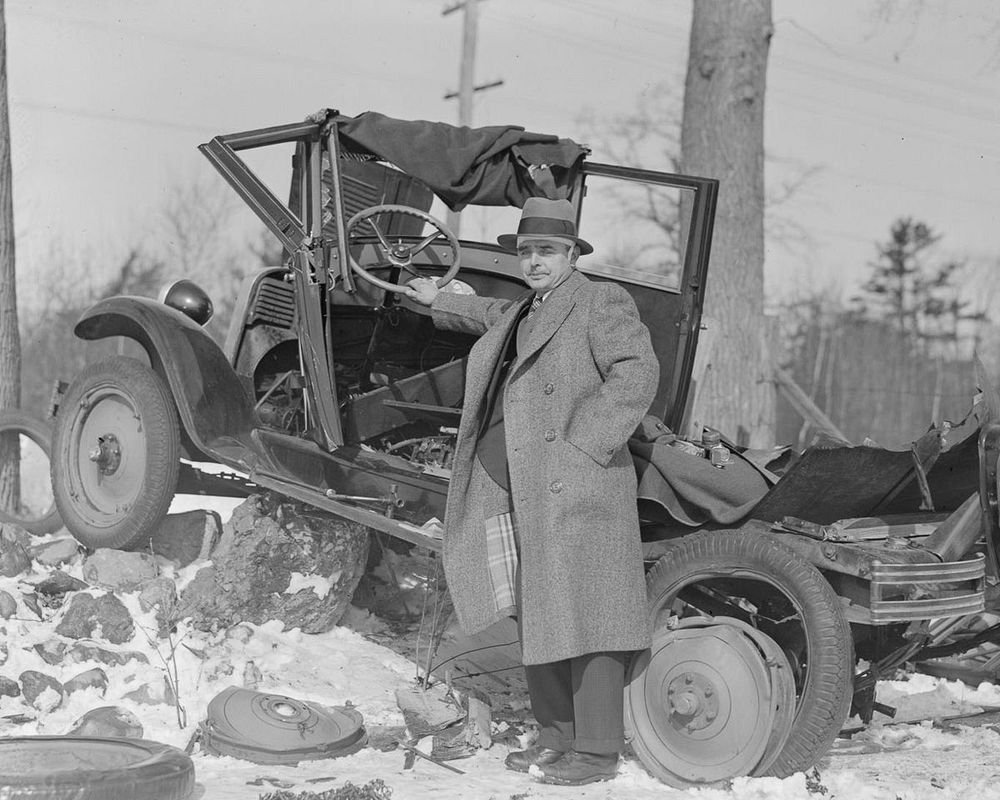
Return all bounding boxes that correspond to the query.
[0,410,63,534]
[642,529,853,779]
[0,736,194,800]
[52,357,180,551]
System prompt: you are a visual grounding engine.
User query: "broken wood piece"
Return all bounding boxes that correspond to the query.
[398,740,466,774]
[395,682,464,737]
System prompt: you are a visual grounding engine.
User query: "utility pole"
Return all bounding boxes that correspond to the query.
[442,0,502,236]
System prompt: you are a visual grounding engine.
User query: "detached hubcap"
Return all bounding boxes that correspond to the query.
[625,617,796,786]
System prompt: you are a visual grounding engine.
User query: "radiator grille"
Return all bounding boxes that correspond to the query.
[248,277,295,329]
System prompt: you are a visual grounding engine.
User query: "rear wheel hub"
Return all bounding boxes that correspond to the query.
[88,433,122,475]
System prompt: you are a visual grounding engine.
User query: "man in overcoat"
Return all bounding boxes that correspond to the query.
[405,198,658,785]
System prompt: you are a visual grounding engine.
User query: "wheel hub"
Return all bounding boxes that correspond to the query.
[88,433,122,475]
[667,671,719,731]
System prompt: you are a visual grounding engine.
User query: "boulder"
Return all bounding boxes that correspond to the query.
[177,496,370,634]
[19,669,64,712]
[0,589,16,619]
[147,509,221,566]
[30,536,82,566]
[0,639,6,667]
[0,524,31,577]
[67,705,143,738]
[82,549,158,591]
[63,667,109,697]
[55,592,135,644]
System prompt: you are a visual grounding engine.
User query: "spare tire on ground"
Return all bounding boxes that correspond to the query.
[0,736,194,800]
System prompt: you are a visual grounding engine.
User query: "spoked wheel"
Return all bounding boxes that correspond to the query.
[0,411,63,534]
[346,204,461,293]
[626,617,795,786]
[628,530,853,785]
[52,357,180,551]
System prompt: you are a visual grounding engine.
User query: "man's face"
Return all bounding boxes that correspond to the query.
[517,238,577,294]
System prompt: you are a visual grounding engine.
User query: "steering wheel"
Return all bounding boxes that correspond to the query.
[345,204,461,293]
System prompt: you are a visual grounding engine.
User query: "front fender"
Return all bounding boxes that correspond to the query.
[75,296,257,460]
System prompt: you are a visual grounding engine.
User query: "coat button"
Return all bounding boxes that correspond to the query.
[549,480,563,494]
[544,383,555,395]
[544,429,556,442]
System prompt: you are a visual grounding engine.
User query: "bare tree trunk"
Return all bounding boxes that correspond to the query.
[681,0,774,446]
[0,0,22,511]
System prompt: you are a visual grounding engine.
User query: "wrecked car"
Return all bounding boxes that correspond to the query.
[49,109,991,787]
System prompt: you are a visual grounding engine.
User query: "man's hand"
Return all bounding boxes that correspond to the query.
[404,277,440,306]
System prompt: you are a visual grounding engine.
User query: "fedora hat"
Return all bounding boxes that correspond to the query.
[497,197,593,255]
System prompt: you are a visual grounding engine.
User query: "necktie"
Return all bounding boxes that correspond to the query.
[529,294,543,315]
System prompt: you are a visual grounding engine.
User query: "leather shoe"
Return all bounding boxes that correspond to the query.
[504,745,565,773]
[535,749,618,785]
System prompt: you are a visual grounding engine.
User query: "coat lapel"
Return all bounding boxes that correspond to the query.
[513,270,586,370]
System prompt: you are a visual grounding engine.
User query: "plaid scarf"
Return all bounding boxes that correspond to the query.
[485,512,518,614]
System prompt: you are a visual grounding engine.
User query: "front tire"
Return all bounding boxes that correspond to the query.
[634,530,853,782]
[52,357,180,551]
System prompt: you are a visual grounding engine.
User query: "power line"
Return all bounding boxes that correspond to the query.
[12,8,444,87]
[12,99,218,135]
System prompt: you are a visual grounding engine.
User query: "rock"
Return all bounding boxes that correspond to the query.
[0,589,16,619]
[82,549,159,591]
[19,669,64,712]
[66,641,148,666]
[242,660,263,690]
[21,592,42,619]
[224,623,253,647]
[32,639,67,666]
[339,604,390,635]
[137,576,178,632]
[123,676,174,706]
[55,592,135,644]
[0,523,30,548]
[0,674,19,698]
[34,570,88,597]
[177,496,370,634]
[0,524,31,577]
[67,706,143,738]
[0,640,7,667]
[31,535,82,566]
[147,510,221,566]
[63,667,109,697]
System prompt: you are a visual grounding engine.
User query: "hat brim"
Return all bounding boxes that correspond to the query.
[497,233,593,256]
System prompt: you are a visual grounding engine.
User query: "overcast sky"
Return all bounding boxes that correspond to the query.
[5,0,999,309]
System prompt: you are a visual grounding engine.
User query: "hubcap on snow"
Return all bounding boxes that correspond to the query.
[625,616,796,786]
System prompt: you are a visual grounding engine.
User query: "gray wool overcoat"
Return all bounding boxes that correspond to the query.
[430,269,658,665]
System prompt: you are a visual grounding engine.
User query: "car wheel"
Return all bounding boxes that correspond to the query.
[52,357,180,551]
[0,736,194,800]
[0,410,63,535]
[630,529,852,784]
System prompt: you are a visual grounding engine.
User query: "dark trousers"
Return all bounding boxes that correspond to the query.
[524,651,627,755]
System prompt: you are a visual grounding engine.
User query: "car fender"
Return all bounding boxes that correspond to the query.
[74,296,257,460]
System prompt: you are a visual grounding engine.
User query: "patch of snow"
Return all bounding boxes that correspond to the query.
[287,571,337,599]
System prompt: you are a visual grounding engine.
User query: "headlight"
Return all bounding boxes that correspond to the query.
[158,279,214,326]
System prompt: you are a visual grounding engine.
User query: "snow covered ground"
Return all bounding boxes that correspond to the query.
[5,491,1000,800]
